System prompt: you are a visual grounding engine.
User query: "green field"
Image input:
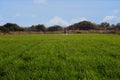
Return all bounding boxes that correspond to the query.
[0,34,120,80]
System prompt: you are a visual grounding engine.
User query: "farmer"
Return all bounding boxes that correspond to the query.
[64,28,68,34]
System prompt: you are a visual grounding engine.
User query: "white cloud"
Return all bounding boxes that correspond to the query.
[80,17,87,21]
[102,10,120,23]
[71,17,87,23]
[49,16,69,26]
[33,0,46,4]
[48,17,88,26]
[103,16,117,22]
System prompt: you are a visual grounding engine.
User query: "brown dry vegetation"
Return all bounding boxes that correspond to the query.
[0,30,120,35]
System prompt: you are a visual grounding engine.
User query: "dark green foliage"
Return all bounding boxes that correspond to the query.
[3,23,21,31]
[0,23,24,33]
[0,26,10,33]
[115,23,120,30]
[68,21,97,30]
[35,24,46,32]
[47,25,63,31]
[29,24,46,32]
[98,22,110,30]
[0,21,120,33]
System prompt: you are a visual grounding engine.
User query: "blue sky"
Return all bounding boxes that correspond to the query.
[0,0,120,27]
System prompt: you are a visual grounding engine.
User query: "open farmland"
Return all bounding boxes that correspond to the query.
[0,34,120,80]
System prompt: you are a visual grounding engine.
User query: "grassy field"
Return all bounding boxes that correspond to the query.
[0,34,120,80]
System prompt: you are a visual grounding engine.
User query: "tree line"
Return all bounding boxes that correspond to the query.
[0,21,120,33]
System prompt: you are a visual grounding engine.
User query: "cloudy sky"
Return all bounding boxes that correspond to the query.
[0,0,120,26]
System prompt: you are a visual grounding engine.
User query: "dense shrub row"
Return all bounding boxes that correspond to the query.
[0,21,120,33]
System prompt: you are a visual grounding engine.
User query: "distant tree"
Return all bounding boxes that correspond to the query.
[20,27,25,31]
[98,22,110,30]
[35,24,46,32]
[107,24,116,30]
[111,24,116,28]
[28,25,36,31]
[115,23,120,30]
[68,21,97,30]
[0,26,10,33]
[27,24,46,32]
[0,26,2,32]
[3,23,21,31]
[47,25,63,31]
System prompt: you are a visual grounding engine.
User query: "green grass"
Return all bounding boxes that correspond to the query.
[0,34,120,80]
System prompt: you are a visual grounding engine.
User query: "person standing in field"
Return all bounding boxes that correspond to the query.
[64,28,68,34]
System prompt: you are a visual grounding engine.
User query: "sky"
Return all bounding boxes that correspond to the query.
[0,0,120,27]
